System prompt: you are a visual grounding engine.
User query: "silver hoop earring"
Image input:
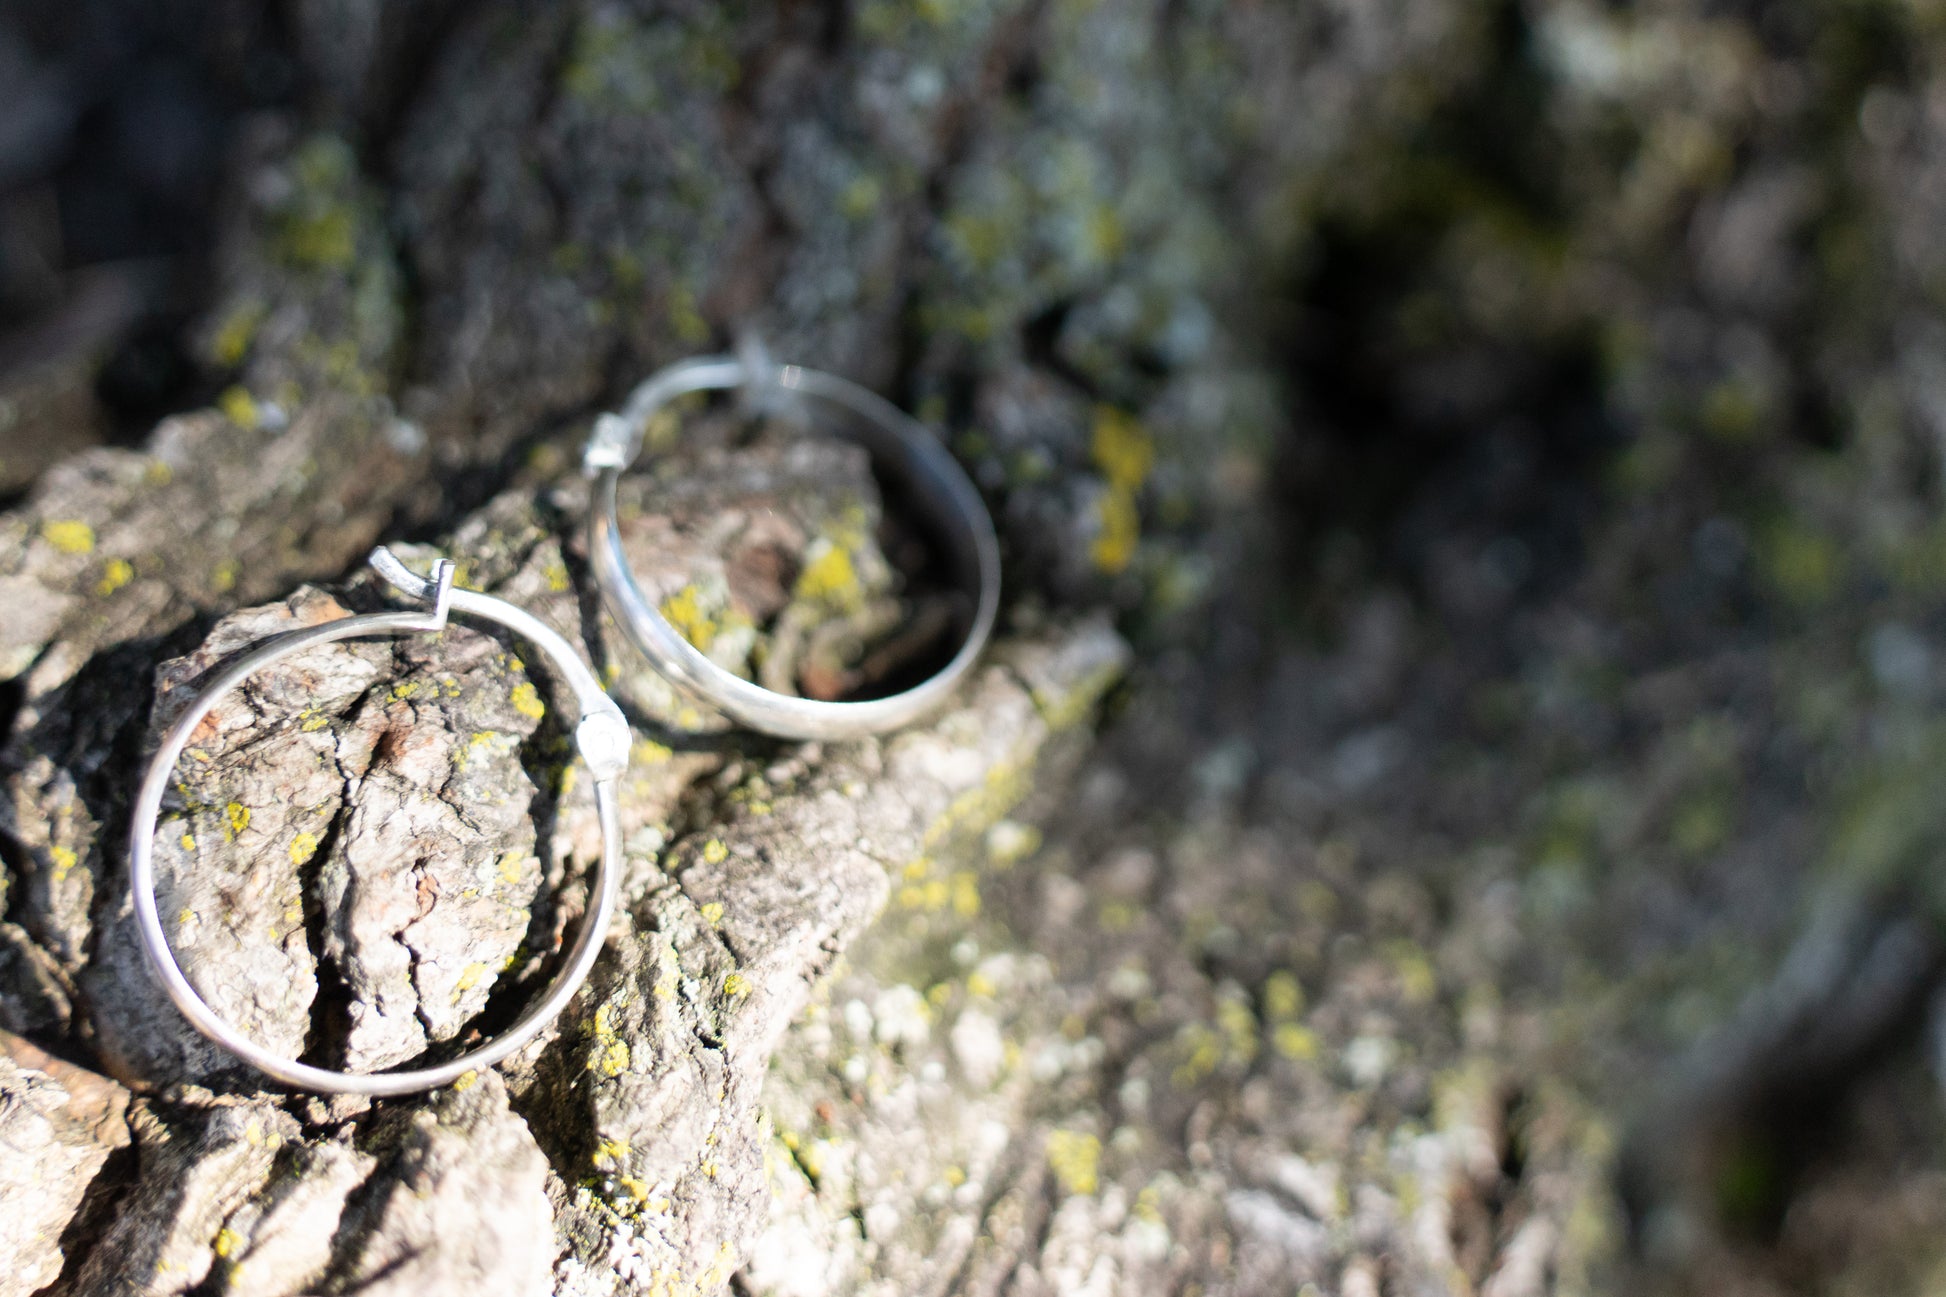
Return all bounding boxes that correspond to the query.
[126,547,632,1096]
[582,340,1001,740]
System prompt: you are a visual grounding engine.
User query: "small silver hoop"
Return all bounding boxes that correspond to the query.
[126,547,632,1096]
[583,347,1002,740]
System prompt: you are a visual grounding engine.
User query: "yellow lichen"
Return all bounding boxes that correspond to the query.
[1216,995,1259,1067]
[498,852,525,886]
[950,871,981,918]
[1172,1023,1222,1088]
[589,1002,632,1077]
[1088,406,1153,575]
[660,585,718,651]
[288,832,318,867]
[841,174,882,219]
[1263,970,1304,1021]
[1384,941,1438,1005]
[213,1227,243,1259]
[280,205,356,269]
[702,839,728,865]
[1094,407,1153,486]
[212,559,240,593]
[1084,205,1125,262]
[40,520,95,555]
[986,821,1042,867]
[947,211,1008,270]
[1034,663,1123,734]
[1092,489,1141,575]
[225,802,251,840]
[723,972,750,997]
[922,756,1036,852]
[454,962,489,994]
[898,878,951,911]
[456,730,517,770]
[1273,1023,1319,1061]
[511,682,546,720]
[1046,1129,1101,1196]
[48,845,78,883]
[667,282,709,345]
[452,1070,477,1092]
[211,301,264,367]
[1758,521,1841,605]
[793,541,862,610]
[96,558,134,596]
[217,386,260,430]
[700,901,724,925]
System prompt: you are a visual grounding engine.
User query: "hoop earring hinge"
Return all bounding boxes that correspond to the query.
[368,545,457,631]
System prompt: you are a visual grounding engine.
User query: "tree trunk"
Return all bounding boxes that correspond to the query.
[10,0,1946,1294]
[1,3,1159,1291]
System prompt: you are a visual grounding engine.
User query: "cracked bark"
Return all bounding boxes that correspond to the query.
[1,398,1126,1295]
[1,0,1433,1291]
[0,0,1167,1269]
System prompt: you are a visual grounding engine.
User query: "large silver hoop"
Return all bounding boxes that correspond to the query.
[126,547,632,1096]
[582,344,1001,740]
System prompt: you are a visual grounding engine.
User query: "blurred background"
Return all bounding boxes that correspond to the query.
[5,0,1946,1292]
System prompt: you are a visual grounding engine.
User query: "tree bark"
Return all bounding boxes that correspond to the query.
[11,0,1946,1293]
[0,2,1158,1289]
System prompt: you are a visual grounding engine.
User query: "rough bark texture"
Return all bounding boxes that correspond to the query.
[6,0,1946,1295]
[1,401,1126,1295]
